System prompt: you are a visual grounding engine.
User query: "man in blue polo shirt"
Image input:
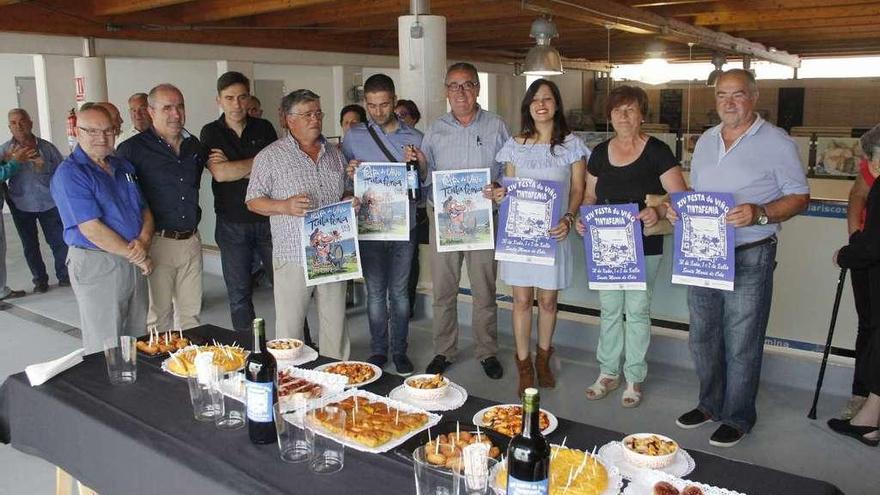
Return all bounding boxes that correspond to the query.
[342,74,422,375]
[50,103,154,354]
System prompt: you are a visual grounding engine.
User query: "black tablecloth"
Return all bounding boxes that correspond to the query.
[0,325,843,495]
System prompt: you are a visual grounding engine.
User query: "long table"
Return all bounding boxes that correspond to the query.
[1,325,843,495]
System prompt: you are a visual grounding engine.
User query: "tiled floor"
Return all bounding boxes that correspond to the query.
[0,212,877,495]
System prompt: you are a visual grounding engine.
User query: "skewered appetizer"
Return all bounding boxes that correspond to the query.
[165,344,247,377]
[480,405,550,436]
[311,396,429,448]
[494,446,609,495]
[424,430,502,470]
[323,362,376,385]
[137,328,189,355]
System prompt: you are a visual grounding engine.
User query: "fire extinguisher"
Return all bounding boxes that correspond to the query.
[66,108,77,152]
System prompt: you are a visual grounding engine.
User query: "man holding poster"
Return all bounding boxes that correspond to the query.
[417,62,510,379]
[669,69,809,447]
[342,74,422,375]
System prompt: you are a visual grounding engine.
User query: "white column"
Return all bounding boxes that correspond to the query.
[33,54,75,149]
[217,60,254,81]
[73,57,108,107]
[398,15,446,130]
[331,65,362,137]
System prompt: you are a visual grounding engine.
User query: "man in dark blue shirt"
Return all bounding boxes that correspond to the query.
[200,71,277,331]
[117,84,207,333]
[51,103,153,353]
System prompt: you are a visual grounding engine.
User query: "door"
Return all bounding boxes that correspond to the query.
[777,87,805,132]
[253,79,285,137]
[15,77,41,138]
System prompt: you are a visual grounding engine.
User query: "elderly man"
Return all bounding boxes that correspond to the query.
[117,84,207,332]
[246,89,351,360]
[96,102,124,139]
[244,95,264,119]
[670,69,810,447]
[120,92,151,143]
[1,108,68,293]
[50,103,153,354]
[200,71,276,332]
[419,63,510,378]
[342,73,423,375]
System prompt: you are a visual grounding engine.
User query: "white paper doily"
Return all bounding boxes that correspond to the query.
[388,381,468,411]
[489,451,624,495]
[472,404,558,436]
[275,345,319,367]
[598,441,695,480]
[622,469,747,495]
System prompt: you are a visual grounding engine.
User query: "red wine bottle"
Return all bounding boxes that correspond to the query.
[506,388,550,494]
[406,145,421,202]
[245,318,277,444]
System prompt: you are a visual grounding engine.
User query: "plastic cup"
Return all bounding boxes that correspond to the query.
[413,445,461,495]
[186,361,223,422]
[215,371,246,430]
[274,398,311,463]
[103,336,137,385]
[306,405,346,474]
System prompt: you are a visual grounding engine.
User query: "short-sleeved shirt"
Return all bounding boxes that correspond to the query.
[116,128,207,232]
[421,106,510,197]
[246,132,347,264]
[690,115,810,246]
[587,136,678,255]
[0,137,64,212]
[50,146,146,250]
[199,114,277,223]
[341,119,423,228]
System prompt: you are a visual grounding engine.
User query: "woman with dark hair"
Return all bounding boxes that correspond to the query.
[575,85,686,408]
[395,99,421,128]
[339,104,367,136]
[486,79,587,397]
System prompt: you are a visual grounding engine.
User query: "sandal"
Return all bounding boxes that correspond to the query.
[585,374,620,400]
[827,418,880,447]
[622,382,642,408]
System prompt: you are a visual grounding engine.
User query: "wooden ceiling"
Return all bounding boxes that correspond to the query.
[1,0,880,66]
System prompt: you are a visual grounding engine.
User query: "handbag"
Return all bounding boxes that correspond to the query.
[643,193,673,236]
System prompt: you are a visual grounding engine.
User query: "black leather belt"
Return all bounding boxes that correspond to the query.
[736,235,777,252]
[155,229,196,240]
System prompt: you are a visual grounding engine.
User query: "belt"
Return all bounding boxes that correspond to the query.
[736,235,777,252]
[155,229,197,240]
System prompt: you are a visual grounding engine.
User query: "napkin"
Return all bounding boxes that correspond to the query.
[25,348,84,386]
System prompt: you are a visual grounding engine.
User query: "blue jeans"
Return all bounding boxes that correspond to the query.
[215,217,273,331]
[7,203,68,285]
[687,240,777,433]
[360,239,415,356]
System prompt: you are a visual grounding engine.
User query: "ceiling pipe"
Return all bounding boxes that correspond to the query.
[410,0,430,15]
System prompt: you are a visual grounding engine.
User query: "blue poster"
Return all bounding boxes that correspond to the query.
[353,162,410,241]
[300,200,363,287]
[432,169,495,252]
[581,204,647,290]
[495,177,562,266]
[670,192,736,291]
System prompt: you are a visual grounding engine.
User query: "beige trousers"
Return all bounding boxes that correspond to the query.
[429,207,499,361]
[147,234,203,331]
[273,258,350,360]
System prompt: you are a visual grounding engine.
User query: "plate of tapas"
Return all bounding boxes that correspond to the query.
[472,404,558,437]
[491,444,623,495]
[277,366,347,405]
[622,469,746,495]
[161,344,249,378]
[313,361,382,388]
[598,434,694,480]
[395,420,508,468]
[136,328,193,357]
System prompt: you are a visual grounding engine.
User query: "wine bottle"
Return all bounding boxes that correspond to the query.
[506,388,551,494]
[245,318,277,444]
[406,145,421,202]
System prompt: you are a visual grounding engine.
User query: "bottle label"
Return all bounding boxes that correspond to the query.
[507,476,548,495]
[407,169,419,190]
[246,381,274,423]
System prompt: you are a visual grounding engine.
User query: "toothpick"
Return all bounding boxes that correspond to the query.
[395,407,399,425]
[435,436,440,455]
[456,421,460,443]
[476,424,482,443]
[566,466,574,488]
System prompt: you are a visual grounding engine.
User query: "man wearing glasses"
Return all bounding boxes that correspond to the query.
[417,63,511,378]
[50,103,153,353]
[246,89,352,360]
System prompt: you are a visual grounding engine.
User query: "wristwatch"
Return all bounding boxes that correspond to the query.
[756,206,769,226]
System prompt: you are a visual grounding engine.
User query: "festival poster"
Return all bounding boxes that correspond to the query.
[580,203,647,290]
[300,200,363,287]
[670,191,736,291]
[432,169,495,252]
[495,177,562,266]
[353,162,410,241]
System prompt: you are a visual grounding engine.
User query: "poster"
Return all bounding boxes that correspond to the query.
[580,203,647,290]
[432,169,495,252]
[495,177,562,266]
[300,200,362,287]
[670,191,735,291]
[353,162,410,241]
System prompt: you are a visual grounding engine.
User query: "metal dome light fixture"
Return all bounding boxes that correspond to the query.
[522,17,564,76]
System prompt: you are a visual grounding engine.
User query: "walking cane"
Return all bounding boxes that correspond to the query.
[808,267,848,420]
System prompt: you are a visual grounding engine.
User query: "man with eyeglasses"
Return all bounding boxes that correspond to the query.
[417,62,510,379]
[341,73,423,375]
[117,84,208,333]
[246,89,352,360]
[50,103,153,353]
[668,69,809,447]
[1,108,69,293]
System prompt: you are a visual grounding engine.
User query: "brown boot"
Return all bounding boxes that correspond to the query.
[535,346,556,388]
[515,353,535,397]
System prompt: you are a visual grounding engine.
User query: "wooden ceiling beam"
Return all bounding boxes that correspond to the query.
[176,0,337,24]
[694,3,880,27]
[643,0,880,19]
[720,16,880,34]
[92,0,194,16]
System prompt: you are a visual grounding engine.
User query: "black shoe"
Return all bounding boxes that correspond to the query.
[0,289,25,301]
[33,283,49,294]
[828,418,880,447]
[366,354,388,368]
[426,355,450,374]
[58,280,71,287]
[393,354,414,376]
[676,408,714,429]
[709,424,745,447]
[480,356,503,379]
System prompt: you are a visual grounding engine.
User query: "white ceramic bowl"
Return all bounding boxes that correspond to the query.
[404,374,450,401]
[621,433,679,469]
[266,338,304,360]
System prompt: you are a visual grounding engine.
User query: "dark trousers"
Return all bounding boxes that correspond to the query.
[408,207,429,315]
[850,267,874,397]
[215,217,273,331]
[8,203,68,286]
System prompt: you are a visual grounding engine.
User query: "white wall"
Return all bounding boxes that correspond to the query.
[0,54,35,144]
[253,63,336,136]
